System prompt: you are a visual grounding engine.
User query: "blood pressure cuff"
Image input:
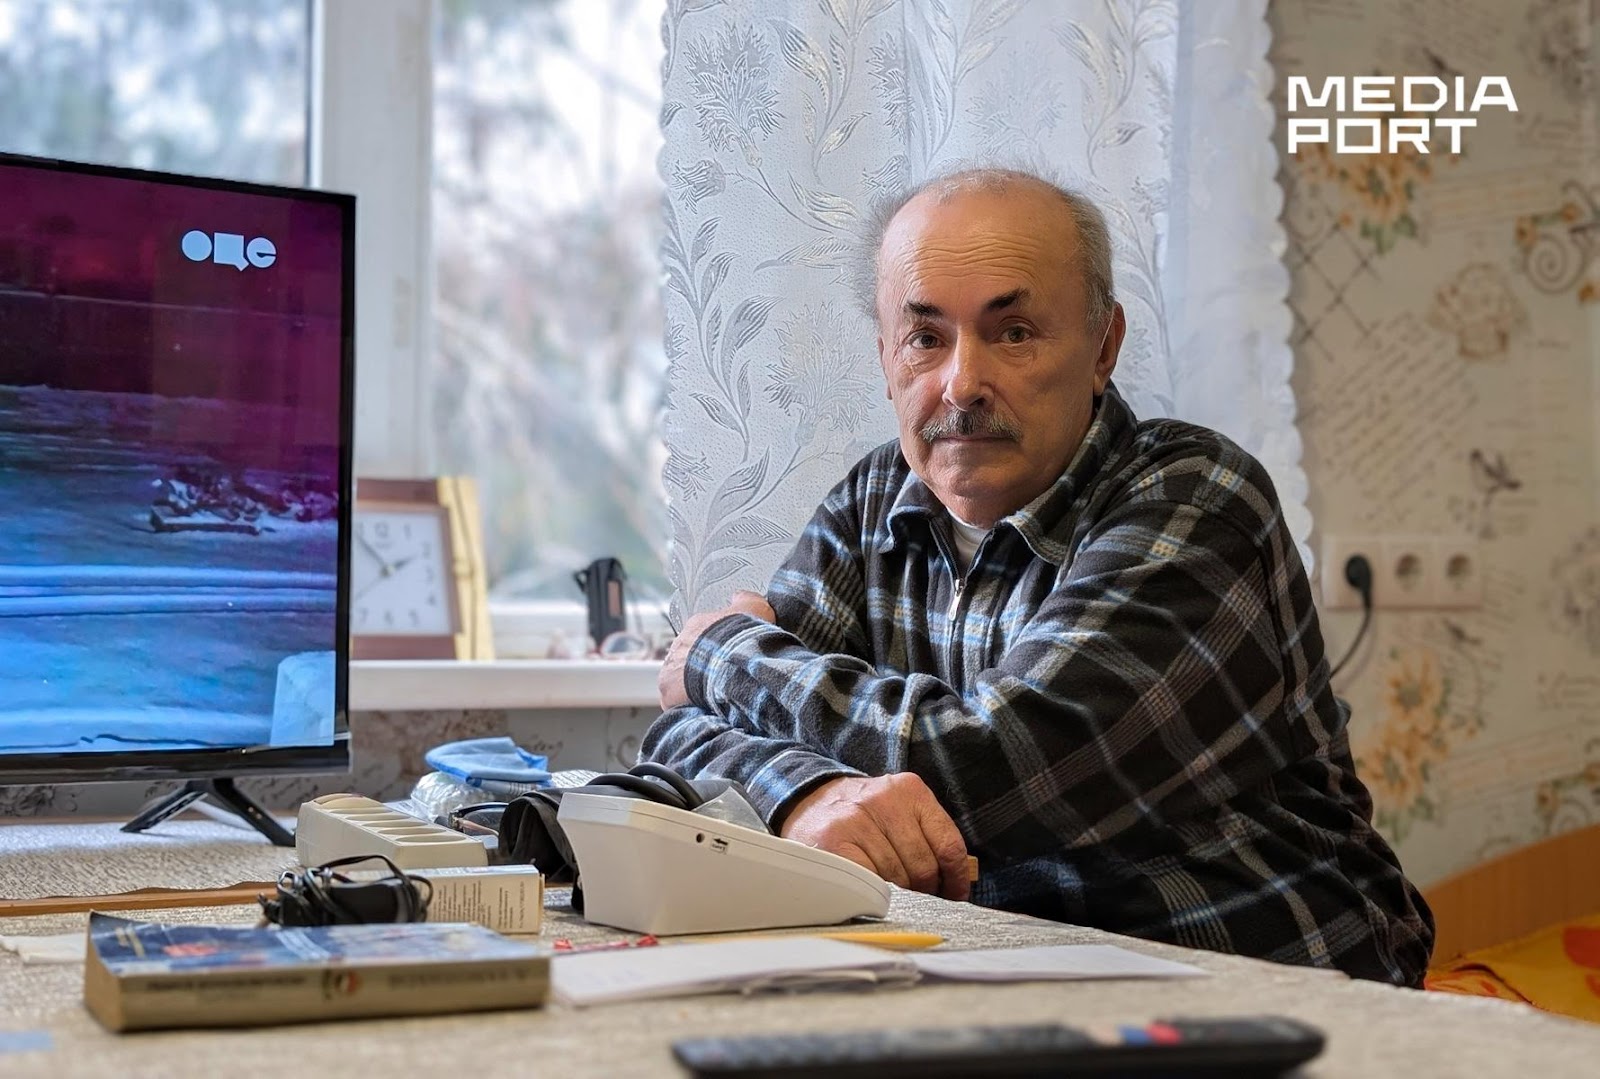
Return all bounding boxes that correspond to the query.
[491,763,761,911]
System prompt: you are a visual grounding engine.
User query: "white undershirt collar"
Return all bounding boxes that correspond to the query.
[947,512,990,572]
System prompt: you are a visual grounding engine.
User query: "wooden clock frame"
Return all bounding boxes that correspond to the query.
[350,476,494,661]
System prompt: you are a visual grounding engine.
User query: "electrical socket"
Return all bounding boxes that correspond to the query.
[1431,536,1483,609]
[1375,535,1434,610]
[1319,534,1483,611]
[1320,535,1378,610]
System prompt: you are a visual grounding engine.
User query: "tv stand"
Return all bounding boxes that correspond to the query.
[122,778,294,847]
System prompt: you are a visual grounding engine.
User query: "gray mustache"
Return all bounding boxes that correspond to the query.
[919,410,1022,442]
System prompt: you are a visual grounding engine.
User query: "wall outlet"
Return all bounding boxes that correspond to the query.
[1432,536,1483,608]
[1376,535,1434,610]
[1320,535,1379,610]
[1319,534,1484,611]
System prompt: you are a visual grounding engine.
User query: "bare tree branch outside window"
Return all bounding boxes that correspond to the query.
[0,0,309,186]
[433,0,669,604]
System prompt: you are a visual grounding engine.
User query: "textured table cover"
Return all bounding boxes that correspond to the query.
[0,818,297,900]
[2,822,1598,1077]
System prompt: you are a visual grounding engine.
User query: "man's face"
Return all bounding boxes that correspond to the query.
[875,183,1123,527]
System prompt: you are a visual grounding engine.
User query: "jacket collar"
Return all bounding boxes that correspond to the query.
[882,381,1137,565]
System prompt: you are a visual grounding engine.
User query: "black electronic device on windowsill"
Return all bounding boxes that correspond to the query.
[575,557,628,651]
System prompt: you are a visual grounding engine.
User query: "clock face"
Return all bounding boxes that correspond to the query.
[351,508,455,636]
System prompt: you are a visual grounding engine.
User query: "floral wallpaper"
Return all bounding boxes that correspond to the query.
[1274,0,1599,885]
[1354,644,1486,843]
[659,0,1304,616]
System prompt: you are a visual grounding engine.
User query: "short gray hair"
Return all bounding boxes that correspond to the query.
[852,166,1116,332]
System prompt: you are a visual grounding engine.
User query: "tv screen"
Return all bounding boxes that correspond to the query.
[0,153,352,787]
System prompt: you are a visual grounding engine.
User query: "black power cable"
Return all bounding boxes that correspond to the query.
[259,854,432,927]
[1329,554,1374,680]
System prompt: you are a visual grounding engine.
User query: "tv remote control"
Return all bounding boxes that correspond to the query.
[672,1015,1325,1078]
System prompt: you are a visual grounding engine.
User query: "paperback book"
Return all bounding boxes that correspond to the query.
[84,912,549,1032]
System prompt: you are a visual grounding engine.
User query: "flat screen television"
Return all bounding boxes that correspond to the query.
[0,152,354,844]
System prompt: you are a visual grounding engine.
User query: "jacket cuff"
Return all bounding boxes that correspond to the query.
[684,612,766,712]
[745,749,862,831]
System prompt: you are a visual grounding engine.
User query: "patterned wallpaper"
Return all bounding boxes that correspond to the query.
[1271,0,1599,885]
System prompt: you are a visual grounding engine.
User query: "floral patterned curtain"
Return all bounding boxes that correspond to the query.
[660,0,1299,616]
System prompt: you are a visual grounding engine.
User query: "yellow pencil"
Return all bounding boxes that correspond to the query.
[814,930,945,951]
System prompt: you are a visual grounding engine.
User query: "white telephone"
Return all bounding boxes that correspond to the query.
[558,792,890,936]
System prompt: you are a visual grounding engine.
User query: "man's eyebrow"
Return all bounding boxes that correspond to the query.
[904,289,1027,319]
[984,288,1026,312]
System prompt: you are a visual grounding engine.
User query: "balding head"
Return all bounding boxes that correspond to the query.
[866,166,1126,527]
[857,167,1116,333]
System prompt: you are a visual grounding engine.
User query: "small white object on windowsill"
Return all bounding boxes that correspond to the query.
[545,627,575,660]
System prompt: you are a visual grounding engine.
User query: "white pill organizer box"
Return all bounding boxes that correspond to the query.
[295,793,489,869]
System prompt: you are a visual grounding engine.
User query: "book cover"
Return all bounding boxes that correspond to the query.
[84,912,550,1032]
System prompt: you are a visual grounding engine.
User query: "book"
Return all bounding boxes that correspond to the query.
[83,912,550,1032]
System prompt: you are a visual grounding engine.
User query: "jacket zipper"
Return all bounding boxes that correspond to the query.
[930,526,969,682]
[946,559,974,684]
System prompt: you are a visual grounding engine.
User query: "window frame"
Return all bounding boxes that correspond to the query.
[314,0,667,654]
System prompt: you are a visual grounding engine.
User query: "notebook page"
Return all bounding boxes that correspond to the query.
[552,937,918,1007]
[912,944,1206,982]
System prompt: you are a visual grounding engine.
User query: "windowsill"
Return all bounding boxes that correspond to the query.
[349,659,662,712]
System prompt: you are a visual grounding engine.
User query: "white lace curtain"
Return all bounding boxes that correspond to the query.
[659,0,1302,616]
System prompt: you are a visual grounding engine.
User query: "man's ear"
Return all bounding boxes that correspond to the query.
[1092,303,1126,395]
[877,335,892,400]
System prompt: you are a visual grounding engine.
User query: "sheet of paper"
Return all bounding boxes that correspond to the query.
[551,936,917,1007]
[0,932,85,965]
[911,944,1206,983]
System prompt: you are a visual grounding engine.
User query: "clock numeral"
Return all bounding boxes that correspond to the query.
[384,610,394,627]
[427,593,437,606]
[357,606,368,626]
[374,522,389,540]
[403,522,412,539]
[409,608,420,626]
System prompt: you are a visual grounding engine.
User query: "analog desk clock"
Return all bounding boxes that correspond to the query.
[350,477,494,660]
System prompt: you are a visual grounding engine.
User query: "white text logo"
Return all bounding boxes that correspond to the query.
[1286,76,1517,154]
[180,230,277,271]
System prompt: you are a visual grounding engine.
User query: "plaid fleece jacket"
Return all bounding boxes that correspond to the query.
[643,383,1434,986]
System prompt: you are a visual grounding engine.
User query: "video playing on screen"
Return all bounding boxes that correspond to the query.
[0,161,347,756]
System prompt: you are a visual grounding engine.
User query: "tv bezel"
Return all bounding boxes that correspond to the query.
[0,151,355,787]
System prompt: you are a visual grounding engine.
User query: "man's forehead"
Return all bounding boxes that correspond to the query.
[888,181,1073,242]
[878,187,1077,309]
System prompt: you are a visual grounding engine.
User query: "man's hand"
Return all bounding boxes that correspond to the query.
[657,590,775,710]
[777,773,970,901]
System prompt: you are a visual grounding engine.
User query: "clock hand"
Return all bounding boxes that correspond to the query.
[354,529,395,575]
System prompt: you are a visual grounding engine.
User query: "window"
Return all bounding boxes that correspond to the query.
[432,0,670,607]
[1,0,671,652]
[0,0,311,186]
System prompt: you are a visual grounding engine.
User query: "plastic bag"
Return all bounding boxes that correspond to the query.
[409,736,551,819]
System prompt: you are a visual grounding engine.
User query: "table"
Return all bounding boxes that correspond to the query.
[2,819,1598,1077]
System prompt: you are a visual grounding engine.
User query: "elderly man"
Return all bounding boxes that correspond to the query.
[644,168,1434,986]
